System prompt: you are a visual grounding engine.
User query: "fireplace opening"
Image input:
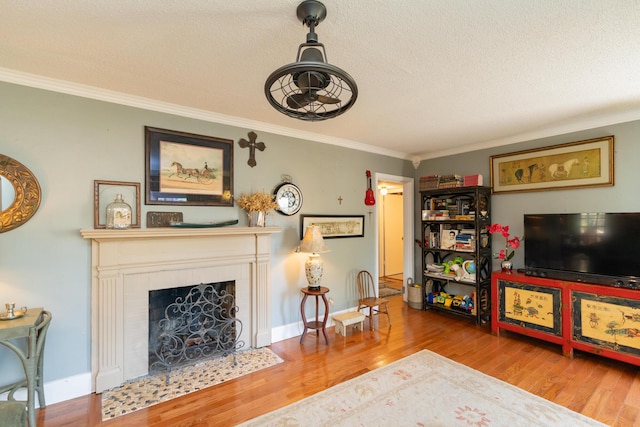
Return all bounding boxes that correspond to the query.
[148,282,244,382]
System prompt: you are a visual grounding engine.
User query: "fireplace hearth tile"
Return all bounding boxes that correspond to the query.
[101,347,283,420]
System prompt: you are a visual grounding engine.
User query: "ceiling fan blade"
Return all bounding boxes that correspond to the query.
[316,94,340,104]
[286,93,311,108]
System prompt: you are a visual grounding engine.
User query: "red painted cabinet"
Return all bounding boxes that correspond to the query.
[492,272,640,366]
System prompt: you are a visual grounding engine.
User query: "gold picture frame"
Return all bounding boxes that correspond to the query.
[0,154,41,233]
[93,180,141,228]
[490,136,614,194]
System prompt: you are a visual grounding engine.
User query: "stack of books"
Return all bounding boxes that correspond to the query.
[419,175,439,191]
[438,174,463,188]
[422,210,450,220]
[455,231,475,251]
[432,210,450,221]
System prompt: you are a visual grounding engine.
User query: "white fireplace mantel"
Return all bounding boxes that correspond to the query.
[81,226,281,393]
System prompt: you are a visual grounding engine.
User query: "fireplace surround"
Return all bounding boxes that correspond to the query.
[81,226,281,393]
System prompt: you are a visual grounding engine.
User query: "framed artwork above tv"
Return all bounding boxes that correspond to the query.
[490,136,614,194]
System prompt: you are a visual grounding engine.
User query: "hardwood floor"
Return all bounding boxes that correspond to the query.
[38,295,640,426]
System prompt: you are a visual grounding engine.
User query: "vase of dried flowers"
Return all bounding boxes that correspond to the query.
[236,191,278,227]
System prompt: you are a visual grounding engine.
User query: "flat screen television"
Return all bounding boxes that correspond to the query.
[524,213,640,288]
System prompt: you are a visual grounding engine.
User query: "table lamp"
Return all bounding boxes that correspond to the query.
[299,225,330,290]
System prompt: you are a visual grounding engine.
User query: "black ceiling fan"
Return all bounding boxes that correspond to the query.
[265,0,358,121]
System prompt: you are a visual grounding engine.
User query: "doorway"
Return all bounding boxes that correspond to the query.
[374,173,414,302]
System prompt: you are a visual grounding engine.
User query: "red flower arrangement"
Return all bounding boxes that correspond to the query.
[485,223,523,261]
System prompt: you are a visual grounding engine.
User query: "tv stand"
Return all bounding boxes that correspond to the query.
[492,272,640,366]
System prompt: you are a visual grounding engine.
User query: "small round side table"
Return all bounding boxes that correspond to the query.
[300,286,330,344]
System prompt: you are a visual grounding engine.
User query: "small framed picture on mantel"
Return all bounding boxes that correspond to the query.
[93,180,141,229]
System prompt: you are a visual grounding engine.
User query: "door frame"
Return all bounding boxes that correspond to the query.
[374,173,414,301]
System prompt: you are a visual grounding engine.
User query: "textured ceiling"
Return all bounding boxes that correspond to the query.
[2,1,640,161]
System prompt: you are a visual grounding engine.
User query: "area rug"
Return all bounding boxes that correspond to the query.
[239,350,606,427]
[101,347,283,420]
[378,286,402,298]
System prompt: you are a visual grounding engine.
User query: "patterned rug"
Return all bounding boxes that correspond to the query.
[378,285,402,298]
[239,350,606,427]
[101,347,283,420]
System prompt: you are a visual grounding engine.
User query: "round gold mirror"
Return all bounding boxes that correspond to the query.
[0,154,41,232]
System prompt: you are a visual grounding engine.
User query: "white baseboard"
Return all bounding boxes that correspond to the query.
[0,372,92,408]
[271,307,356,343]
[23,310,359,406]
[45,372,93,405]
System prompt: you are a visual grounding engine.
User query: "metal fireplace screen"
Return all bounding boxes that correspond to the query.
[148,282,244,382]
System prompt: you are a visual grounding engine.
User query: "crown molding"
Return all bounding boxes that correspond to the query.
[0,67,411,161]
[3,68,640,163]
[417,108,640,160]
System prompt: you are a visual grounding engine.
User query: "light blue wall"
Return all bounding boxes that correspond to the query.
[415,120,640,280]
[0,82,413,396]
[4,78,639,403]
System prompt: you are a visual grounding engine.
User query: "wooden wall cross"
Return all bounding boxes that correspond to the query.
[238,131,266,168]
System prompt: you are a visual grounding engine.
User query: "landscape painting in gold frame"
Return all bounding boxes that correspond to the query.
[490,136,614,194]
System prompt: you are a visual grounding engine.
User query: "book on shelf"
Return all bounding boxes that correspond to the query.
[453,215,475,220]
[463,174,483,186]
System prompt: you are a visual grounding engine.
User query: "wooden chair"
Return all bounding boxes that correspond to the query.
[356,270,392,330]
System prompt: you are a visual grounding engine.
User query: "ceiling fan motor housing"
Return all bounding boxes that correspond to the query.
[299,46,324,63]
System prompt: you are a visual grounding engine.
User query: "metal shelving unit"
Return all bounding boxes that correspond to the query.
[420,186,492,325]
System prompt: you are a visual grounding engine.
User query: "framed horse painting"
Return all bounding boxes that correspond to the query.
[145,127,234,206]
[490,136,614,194]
